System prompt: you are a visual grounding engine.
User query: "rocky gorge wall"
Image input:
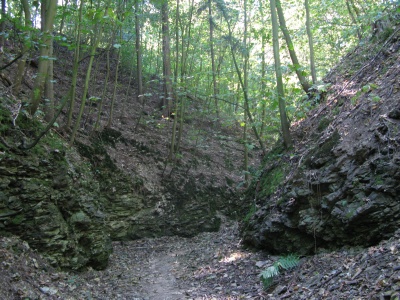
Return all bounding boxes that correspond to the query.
[0,142,112,270]
[0,114,239,270]
[242,27,400,254]
[74,127,232,241]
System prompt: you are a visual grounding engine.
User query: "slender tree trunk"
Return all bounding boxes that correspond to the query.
[208,0,219,119]
[270,0,292,148]
[305,0,317,84]
[176,0,194,154]
[243,0,249,185]
[135,0,143,104]
[121,59,134,119]
[44,41,54,122]
[0,0,6,49]
[66,0,83,128]
[161,0,173,115]
[181,0,194,77]
[221,7,267,156]
[69,0,109,145]
[29,0,57,116]
[275,0,311,94]
[13,0,31,95]
[69,42,98,145]
[175,93,185,154]
[58,0,69,34]
[346,0,362,40]
[107,30,122,128]
[43,0,55,121]
[95,49,111,130]
[168,0,183,161]
[243,114,249,185]
[231,49,266,156]
[260,33,267,140]
[174,0,180,82]
[168,103,178,161]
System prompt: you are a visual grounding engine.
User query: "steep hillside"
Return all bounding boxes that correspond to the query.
[242,23,400,254]
[0,34,255,270]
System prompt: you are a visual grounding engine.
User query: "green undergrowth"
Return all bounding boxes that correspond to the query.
[257,143,289,199]
[242,142,289,222]
[243,203,257,223]
[0,100,66,157]
[0,105,11,136]
[260,254,300,289]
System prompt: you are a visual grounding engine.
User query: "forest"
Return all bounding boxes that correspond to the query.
[1,0,393,153]
[1,0,400,299]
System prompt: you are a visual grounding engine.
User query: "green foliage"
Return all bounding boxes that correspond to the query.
[11,215,25,225]
[351,84,380,105]
[317,117,331,132]
[259,166,285,198]
[260,254,300,289]
[0,103,11,135]
[243,203,256,223]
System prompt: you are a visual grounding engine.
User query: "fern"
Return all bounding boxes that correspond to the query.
[260,254,299,289]
[276,254,299,269]
[260,266,280,287]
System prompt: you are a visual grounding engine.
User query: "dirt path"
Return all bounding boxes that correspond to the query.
[75,220,268,299]
[2,220,400,299]
[75,221,400,300]
[137,244,185,299]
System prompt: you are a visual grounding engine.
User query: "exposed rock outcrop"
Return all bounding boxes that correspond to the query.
[0,110,243,270]
[0,140,112,270]
[242,25,400,254]
[74,127,236,240]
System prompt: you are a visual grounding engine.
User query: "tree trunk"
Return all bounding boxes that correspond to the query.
[58,0,69,34]
[29,0,57,116]
[208,0,219,119]
[221,7,267,156]
[243,0,250,186]
[275,0,311,94]
[346,0,362,40]
[66,0,83,128]
[69,0,109,145]
[243,115,249,186]
[135,0,143,104]
[174,0,180,82]
[44,41,54,122]
[107,30,122,128]
[260,33,267,140]
[305,0,317,84]
[176,0,194,153]
[13,0,31,95]
[270,0,292,148]
[95,49,111,130]
[0,0,6,49]
[161,0,173,115]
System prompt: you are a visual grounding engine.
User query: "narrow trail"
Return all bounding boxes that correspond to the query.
[77,220,269,299]
[139,246,184,299]
[3,219,400,299]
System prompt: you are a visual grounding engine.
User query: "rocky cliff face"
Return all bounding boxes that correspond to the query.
[73,127,234,241]
[242,25,400,254]
[0,135,112,270]
[0,102,244,270]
